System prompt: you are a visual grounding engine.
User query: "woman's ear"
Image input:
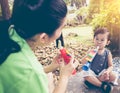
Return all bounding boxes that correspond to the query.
[39,33,49,43]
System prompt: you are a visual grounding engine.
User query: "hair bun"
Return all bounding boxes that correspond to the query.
[24,0,44,10]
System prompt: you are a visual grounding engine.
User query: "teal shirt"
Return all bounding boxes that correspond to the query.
[0,27,49,93]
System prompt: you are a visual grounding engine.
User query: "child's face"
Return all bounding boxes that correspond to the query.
[94,33,110,49]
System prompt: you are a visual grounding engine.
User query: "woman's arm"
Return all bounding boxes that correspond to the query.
[53,57,75,93]
[53,76,68,93]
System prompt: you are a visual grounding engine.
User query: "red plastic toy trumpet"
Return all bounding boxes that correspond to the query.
[60,47,76,75]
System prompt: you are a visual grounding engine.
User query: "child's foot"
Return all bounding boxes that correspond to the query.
[110,82,118,86]
[112,82,118,86]
[101,82,113,93]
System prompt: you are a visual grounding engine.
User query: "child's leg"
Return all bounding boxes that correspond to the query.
[109,72,117,82]
[83,69,113,93]
[84,76,113,93]
[109,71,118,85]
[98,74,106,82]
[82,69,102,87]
[98,70,118,85]
[84,76,102,87]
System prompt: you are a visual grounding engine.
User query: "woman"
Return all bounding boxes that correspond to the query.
[0,0,75,93]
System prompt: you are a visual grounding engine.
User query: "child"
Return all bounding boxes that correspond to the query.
[81,27,118,93]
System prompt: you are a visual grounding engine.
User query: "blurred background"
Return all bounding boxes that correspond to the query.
[0,0,120,57]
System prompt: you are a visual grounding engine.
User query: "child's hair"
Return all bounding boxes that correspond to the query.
[0,0,67,64]
[94,27,111,41]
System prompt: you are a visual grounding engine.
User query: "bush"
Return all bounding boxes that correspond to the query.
[90,0,120,56]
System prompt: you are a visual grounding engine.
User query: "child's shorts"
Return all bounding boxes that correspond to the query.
[81,69,118,85]
[81,69,108,78]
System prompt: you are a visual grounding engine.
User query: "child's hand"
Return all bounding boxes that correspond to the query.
[103,70,109,80]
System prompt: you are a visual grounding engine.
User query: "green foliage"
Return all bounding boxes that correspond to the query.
[89,0,120,55]
[75,6,88,16]
[75,6,89,24]
[64,0,71,4]
[88,0,101,19]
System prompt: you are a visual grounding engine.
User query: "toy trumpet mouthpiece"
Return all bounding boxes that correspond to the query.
[97,46,99,49]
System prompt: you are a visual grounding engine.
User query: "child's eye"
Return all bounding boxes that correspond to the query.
[96,38,99,40]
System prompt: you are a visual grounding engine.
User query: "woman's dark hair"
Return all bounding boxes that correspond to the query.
[94,27,111,41]
[0,0,67,64]
[11,0,67,38]
[0,20,20,64]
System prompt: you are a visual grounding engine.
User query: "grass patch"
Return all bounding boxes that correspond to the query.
[62,25,94,46]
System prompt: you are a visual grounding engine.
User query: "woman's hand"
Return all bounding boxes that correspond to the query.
[53,55,75,93]
[59,55,75,78]
[44,54,63,73]
[51,54,63,70]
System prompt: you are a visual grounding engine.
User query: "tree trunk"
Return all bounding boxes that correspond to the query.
[108,24,120,56]
[0,0,10,20]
